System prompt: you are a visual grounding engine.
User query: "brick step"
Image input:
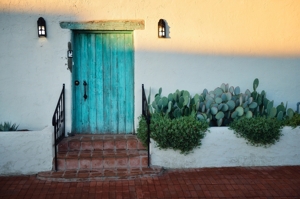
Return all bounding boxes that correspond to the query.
[56,150,148,170]
[37,167,165,182]
[58,134,146,152]
[57,149,147,158]
[37,134,162,182]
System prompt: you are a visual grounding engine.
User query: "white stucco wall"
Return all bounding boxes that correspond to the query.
[151,127,300,168]
[0,126,53,175]
[0,0,299,133]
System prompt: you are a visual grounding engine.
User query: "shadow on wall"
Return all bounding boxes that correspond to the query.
[0,12,300,131]
[0,12,76,130]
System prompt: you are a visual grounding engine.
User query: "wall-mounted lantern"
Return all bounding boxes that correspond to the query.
[158,19,166,38]
[37,17,47,37]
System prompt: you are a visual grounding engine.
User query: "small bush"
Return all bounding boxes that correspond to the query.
[0,122,19,131]
[229,117,283,147]
[282,112,300,128]
[136,115,149,149]
[137,114,209,154]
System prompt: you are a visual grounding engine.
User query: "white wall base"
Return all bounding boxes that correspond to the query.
[0,126,53,175]
[151,127,300,168]
[0,125,298,175]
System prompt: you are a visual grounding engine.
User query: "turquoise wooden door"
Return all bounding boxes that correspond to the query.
[72,31,134,134]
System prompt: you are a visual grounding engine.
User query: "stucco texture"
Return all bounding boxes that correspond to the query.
[151,127,300,168]
[0,126,53,175]
[0,0,299,132]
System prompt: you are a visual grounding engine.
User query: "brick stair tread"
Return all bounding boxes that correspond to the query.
[37,167,164,182]
[58,134,146,152]
[57,149,147,159]
[56,156,149,170]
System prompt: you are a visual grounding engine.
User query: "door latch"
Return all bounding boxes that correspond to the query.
[83,81,88,100]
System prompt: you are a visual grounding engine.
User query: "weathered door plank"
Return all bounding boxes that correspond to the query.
[72,31,134,134]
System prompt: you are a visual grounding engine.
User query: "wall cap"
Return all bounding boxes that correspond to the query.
[60,20,145,30]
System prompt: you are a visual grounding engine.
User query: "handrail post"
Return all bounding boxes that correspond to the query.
[54,123,58,171]
[147,116,150,167]
[63,84,65,138]
[142,84,151,167]
[53,84,65,171]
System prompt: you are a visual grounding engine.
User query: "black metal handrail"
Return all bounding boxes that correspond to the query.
[52,84,65,171]
[142,84,151,167]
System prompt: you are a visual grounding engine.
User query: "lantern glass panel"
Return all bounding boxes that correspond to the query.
[158,19,166,38]
[37,17,47,37]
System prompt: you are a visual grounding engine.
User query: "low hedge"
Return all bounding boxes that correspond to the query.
[137,114,208,154]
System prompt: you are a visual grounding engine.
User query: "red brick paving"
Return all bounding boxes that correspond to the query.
[0,166,300,199]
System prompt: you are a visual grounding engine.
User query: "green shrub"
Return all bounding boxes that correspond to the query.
[136,115,149,149]
[229,117,283,147]
[0,122,19,131]
[137,114,208,154]
[282,112,300,128]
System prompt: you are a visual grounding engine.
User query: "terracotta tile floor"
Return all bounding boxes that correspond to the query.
[1,166,300,199]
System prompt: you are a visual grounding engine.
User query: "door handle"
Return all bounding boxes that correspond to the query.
[83,81,88,100]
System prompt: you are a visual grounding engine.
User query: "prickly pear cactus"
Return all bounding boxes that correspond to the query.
[148,78,294,126]
[250,79,294,121]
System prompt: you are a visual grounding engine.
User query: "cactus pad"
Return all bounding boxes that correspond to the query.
[287,108,294,118]
[217,118,223,126]
[214,87,223,97]
[249,102,258,109]
[161,97,168,107]
[222,104,229,112]
[235,106,244,116]
[234,86,241,95]
[253,78,259,91]
[211,107,218,115]
[231,111,238,119]
[215,97,222,104]
[277,111,283,121]
[245,111,253,119]
[168,93,173,102]
[215,111,225,120]
[269,107,277,118]
[276,104,285,113]
[229,86,234,94]
[227,100,235,110]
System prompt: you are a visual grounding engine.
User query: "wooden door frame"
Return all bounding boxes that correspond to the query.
[71,31,135,134]
[60,20,145,134]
